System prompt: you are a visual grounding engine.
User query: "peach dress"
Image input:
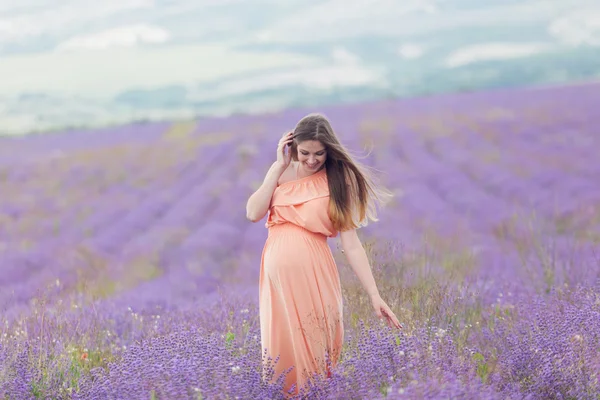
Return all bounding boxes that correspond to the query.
[259,164,344,396]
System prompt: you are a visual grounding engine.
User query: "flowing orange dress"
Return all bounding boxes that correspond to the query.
[259,165,344,396]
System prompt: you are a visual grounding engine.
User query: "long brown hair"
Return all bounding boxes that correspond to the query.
[291,113,392,232]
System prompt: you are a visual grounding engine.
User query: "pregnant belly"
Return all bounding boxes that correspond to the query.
[263,223,334,287]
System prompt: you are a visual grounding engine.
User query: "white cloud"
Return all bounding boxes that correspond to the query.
[0,0,154,44]
[56,24,170,51]
[0,44,319,98]
[187,64,385,103]
[245,1,599,45]
[252,0,436,43]
[331,47,360,65]
[548,9,600,47]
[398,44,424,59]
[444,42,553,68]
[157,0,281,15]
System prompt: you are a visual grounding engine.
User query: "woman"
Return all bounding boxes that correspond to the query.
[245,113,401,396]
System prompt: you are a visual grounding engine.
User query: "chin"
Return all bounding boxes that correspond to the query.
[305,163,320,170]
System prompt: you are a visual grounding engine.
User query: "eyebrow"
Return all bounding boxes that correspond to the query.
[299,148,326,153]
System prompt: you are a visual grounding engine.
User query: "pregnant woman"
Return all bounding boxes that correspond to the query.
[245,113,401,397]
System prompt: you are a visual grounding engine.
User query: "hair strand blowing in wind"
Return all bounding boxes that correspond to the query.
[291,113,393,232]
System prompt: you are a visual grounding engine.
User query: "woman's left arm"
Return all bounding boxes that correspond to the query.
[340,229,402,329]
[339,229,380,298]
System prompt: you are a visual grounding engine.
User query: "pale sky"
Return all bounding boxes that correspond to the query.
[0,0,598,99]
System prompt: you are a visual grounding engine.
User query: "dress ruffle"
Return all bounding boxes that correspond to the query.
[265,167,337,237]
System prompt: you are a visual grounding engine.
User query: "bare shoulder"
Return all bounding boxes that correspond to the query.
[277,162,297,185]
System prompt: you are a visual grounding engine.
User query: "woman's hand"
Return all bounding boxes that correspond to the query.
[276,131,294,168]
[371,294,402,329]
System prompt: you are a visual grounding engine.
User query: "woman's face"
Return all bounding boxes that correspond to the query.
[296,140,327,171]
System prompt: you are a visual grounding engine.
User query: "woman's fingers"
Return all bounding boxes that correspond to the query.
[278,132,294,148]
[280,131,293,141]
[386,312,395,327]
[281,139,293,152]
[280,138,293,151]
[278,137,292,150]
[383,306,402,329]
[276,132,294,166]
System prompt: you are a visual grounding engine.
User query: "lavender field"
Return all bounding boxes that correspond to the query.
[1,83,600,399]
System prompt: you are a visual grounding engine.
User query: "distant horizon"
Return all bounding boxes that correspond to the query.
[1,0,599,135]
[4,77,599,141]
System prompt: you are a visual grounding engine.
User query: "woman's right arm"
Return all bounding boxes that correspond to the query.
[245,161,287,222]
[246,131,294,222]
